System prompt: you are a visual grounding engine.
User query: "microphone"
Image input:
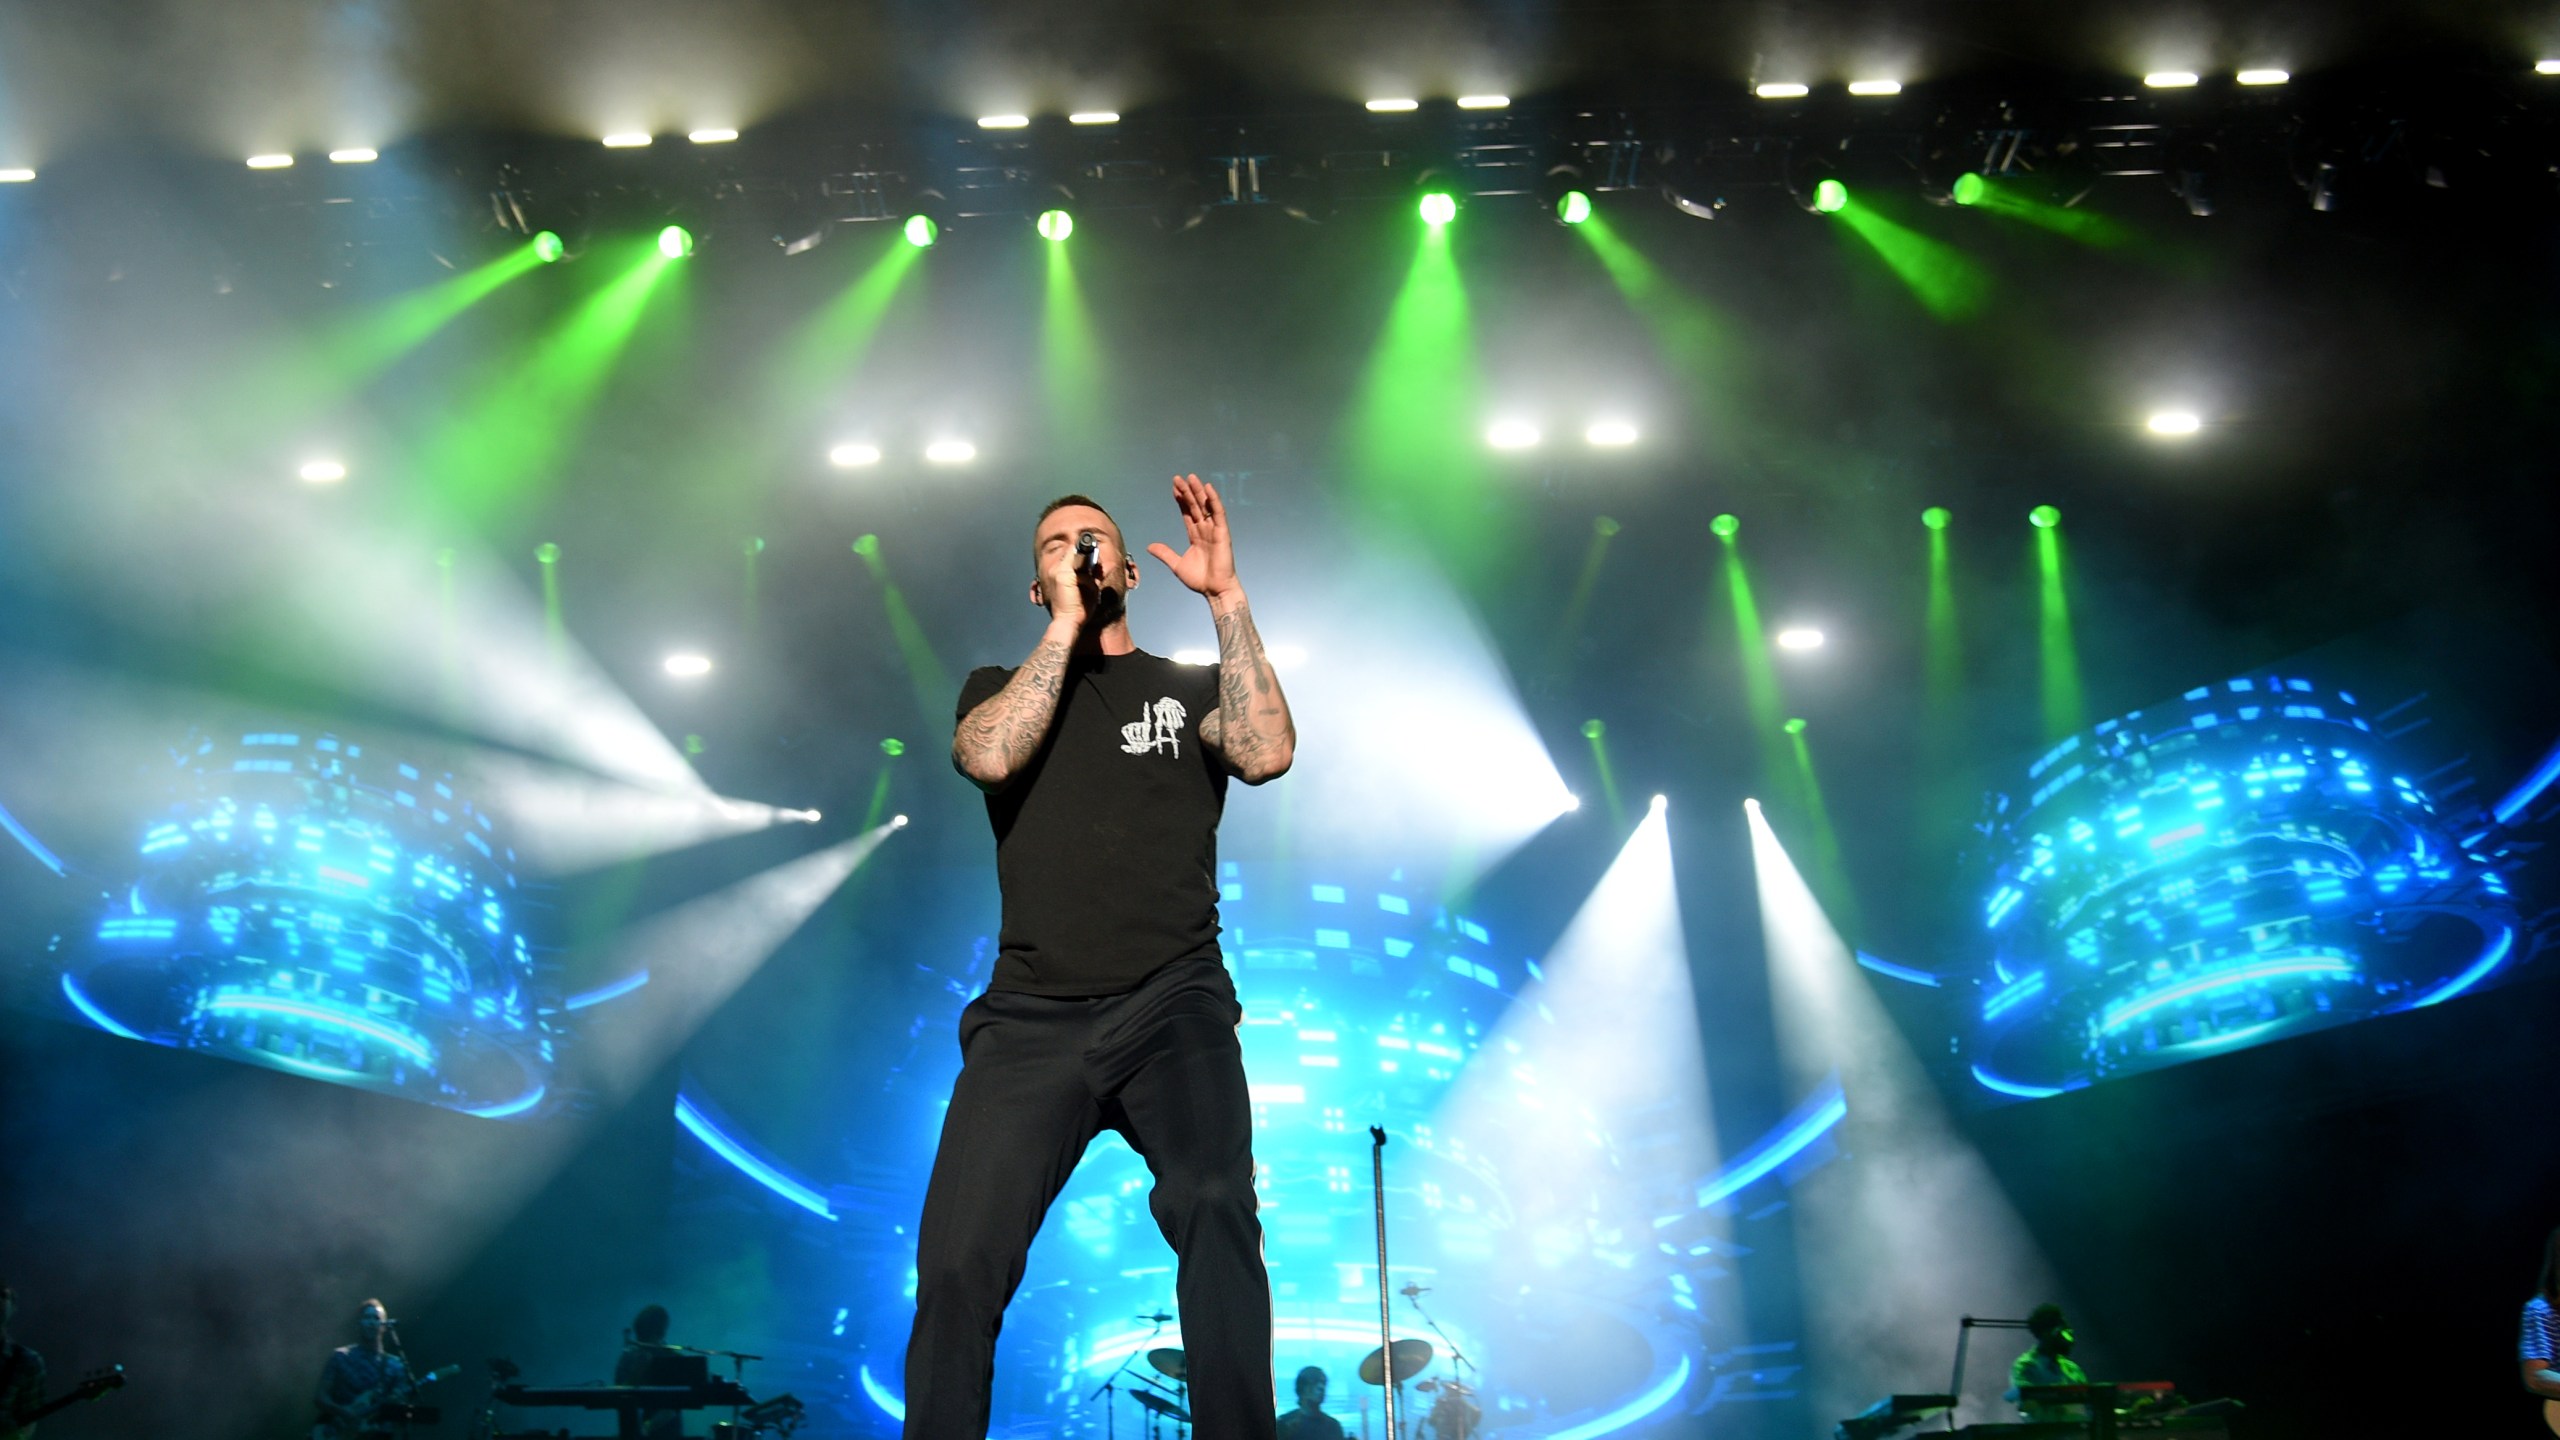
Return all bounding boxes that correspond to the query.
[1399,1283,1429,1298]
[1075,532,1102,578]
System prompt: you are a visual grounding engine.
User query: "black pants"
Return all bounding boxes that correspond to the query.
[902,957,1274,1440]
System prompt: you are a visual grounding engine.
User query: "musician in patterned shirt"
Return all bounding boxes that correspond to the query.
[2522,1227,2560,1402]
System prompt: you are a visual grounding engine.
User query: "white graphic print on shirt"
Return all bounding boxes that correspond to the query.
[1119,696,1189,757]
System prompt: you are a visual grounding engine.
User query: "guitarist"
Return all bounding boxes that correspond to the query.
[2523,1226,2560,1424]
[314,1298,411,1440]
[0,1283,44,1440]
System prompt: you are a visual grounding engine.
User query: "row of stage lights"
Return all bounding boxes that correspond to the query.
[8,58,2559,187]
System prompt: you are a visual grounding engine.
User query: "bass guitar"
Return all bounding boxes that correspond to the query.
[16,1366,125,1426]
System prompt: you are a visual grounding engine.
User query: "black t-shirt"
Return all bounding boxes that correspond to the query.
[957,648,1228,996]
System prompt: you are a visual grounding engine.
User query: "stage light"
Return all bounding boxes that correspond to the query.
[1922,505,1951,530]
[1584,420,1639,447]
[1563,791,1582,810]
[246,153,294,169]
[892,813,910,828]
[656,225,694,258]
[903,214,937,248]
[328,147,379,164]
[2146,408,2202,436]
[1711,513,1740,539]
[1848,79,1903,96]
[1951,172,1987,205]
[828,442,882,468]
[688,127,740,144]
[1069,111,1121,125]
[2143,71,2200,88]
[534,542,561,565]
[1365,97,1420,112]
[924,438,977,465]
[1556,189,1592,224]
[1783,717,1808,735]
[850,534,879,558]
[1812,178,1849,212]
[1037,208,1074,242]
[1756,82,1811,99]
[2539,60,2560,75]
[1650,793,1668,811]
[976,114,1030,129]
[532,230,565,263]
[2029,504,2061,528]
[0,168,31,183]
[1456,94,1511,109]
[2236,68,2290,86]
[601,132,653,148]
[1776,627,1825,651]
[880,737,906,756]
[1485,419,1541,450]
[1582,718,1605,739]
[664,652,713,679]
[298,459,347,484]
[1418,190,1458,225]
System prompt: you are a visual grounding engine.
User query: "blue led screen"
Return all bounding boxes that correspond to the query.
[2,722,566,1119]
[665,860,1830,1440]
[1959,657,2555,1102]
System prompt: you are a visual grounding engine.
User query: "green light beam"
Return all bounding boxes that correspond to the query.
[1042,241,1108,481]
[1575,213,1746,421]
[1718,530,1793,800]
[1582,719,1625,831]
[1830,195,1991,320]
[859,765,896,832]
[742,537,765,636]
[767,237,923,424]
[2036,520,2084,741]
[853,536,955,729]
[536,542,565,672]
[1546,515,1621,670]
[1788,722,1860,932]
[1344,224,1505,572]
[1954,174,2135,250]
[423,240,681,521]
[1917,511,1972,854]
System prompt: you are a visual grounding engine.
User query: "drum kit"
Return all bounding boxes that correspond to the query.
[1092,1318,1480,1440]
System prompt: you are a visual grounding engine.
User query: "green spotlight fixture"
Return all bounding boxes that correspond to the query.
[1710,513,1741,539]
[851,533,881,558]
[534,542,561,564]
[903,214,938,248]
[1922,505,1952,530]
[1556,189,1593,225]
[1581,718,1606,740]
[656,225,694,258]
[881,737,907,756]
[1037,208,1074,242]
[1951,172,1988,206]
[1594,515,1622,537]
[532,230,565,263]
[2030,504,2061,529]
[1418,190,1458,226]
[1812,178,1850,213]
[1783,716,1808,735]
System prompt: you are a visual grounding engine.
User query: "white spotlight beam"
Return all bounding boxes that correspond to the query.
[1745,804,2062,1427]
[461,751,807,877]
[569,826,896,1096]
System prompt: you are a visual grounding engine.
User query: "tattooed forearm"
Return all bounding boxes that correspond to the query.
[952,627,1077,790]
[1206,590,1296,782]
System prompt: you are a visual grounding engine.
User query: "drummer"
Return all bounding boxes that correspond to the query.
[1276,1365,1344,1440]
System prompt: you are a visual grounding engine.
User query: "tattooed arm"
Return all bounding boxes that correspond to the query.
[953,549,1089,790]
[1146,473,1296,784]
[1197,589,1296,783]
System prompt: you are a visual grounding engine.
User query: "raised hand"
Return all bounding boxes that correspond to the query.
[1144,474,1238,599]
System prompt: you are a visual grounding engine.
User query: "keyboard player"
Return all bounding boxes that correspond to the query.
[612,1305,683,1440]
[2005,1304,2088,1422]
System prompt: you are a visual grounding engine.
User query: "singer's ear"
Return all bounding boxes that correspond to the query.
[1029,578,1044,608]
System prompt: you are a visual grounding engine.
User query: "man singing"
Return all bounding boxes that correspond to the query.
[905,475,1296,1440]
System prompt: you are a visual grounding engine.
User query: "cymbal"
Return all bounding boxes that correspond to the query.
[1132,1391,1192,1422]
[1358,1339,1434,1386]
[1147,1348,1187,1381]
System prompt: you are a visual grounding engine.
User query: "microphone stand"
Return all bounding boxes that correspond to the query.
[1947,1317,2034,1431]
[1370,1126,1398,1440]
[1402,1289,1474,1437]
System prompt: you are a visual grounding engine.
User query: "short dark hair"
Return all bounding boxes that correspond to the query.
[1034,494,1124,564]
[1295,1365,1326,1389]
[2027,1303,2067,1338]
[633,1304,671,1343]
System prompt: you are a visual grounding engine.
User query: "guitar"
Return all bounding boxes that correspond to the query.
[15,1366,125,1425]
[2543,1396,2559,1435]
[312,1362,458,1440]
